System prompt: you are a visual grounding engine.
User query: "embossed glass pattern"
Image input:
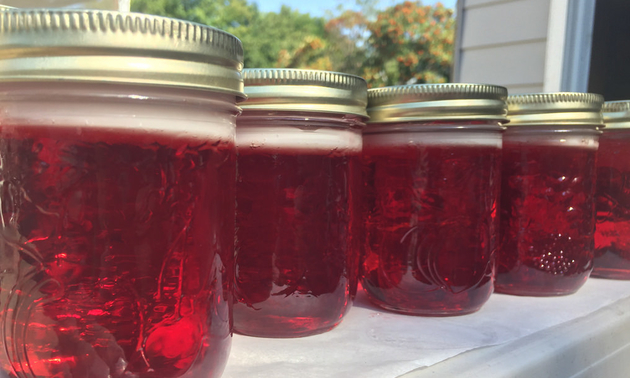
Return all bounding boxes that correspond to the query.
[0,84,238,378]
[496,127,599,295]
[361,122,502,316]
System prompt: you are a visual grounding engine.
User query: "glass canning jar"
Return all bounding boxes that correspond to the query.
[0,10,243,378]
[593,101,630,279]
[496,93,604,296]
[234,69,367,337]
[362,84,507,316]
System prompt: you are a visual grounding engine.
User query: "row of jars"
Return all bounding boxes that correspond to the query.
[235,73,627,324]
[0,8,628,378]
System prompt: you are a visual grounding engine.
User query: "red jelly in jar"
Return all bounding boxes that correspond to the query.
[593,101,630,279]
[497,93,603,296]
[362,84,507,316]
[0,10,244,378]
[234,69,366,337]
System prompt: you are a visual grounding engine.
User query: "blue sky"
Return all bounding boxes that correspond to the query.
[251,0,457,17]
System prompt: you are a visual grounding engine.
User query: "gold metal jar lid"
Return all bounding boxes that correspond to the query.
[0,9,245,97]
[507,93,604,126]
[366,83,508,123]
[241,68,368,118]
[602,101,630,129]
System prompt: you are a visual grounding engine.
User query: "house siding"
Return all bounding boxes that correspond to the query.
[455,0,551,95]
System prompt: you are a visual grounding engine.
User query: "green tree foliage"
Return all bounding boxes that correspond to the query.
[364,1,455,86]
[323,9,371,74]
[131,0,327,69]
[131,0,256,30]
[130,0,455,87]
[248,7,327,70]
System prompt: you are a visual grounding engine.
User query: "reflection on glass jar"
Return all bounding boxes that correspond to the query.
[0,9,243,378]
[496,93,603,296]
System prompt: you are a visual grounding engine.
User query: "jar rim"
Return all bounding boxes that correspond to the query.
[366,83,508,124]
[603,100,630,129]
[0,9,245,98]
[241,68,368,118]
[506,92,604,126]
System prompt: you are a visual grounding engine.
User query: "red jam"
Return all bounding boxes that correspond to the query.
[234,125,362,337]
[593,129,630,279]
[496,135,597,295]
[361,130,501,315]
[0,125,235,378]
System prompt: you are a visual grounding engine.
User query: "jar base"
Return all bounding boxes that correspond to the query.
[370,302,484,317]
[364,291,486,317]
[591,268,630,280]
[233,301,351,338]
[234,317,343,338]
[495,269,590,297]
[494,284,583,297]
